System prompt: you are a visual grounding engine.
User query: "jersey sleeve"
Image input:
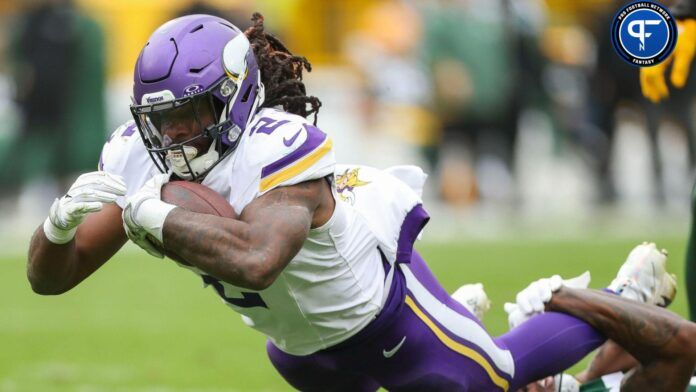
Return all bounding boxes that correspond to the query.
[243,113,335,196]
[98,120,159,208]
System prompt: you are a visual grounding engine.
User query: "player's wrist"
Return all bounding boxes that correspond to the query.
[135,198,177,242]
[42,216,77,245]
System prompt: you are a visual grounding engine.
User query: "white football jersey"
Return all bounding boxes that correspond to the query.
[99,108,427,355]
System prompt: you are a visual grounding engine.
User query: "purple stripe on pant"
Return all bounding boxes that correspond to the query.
[267,251,606,391]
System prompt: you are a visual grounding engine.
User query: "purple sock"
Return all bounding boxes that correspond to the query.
[495,312,606,390]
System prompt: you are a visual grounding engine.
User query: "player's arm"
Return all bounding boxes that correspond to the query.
[28,204,127,294]
[574,340,638,383]
[160,178,331,290]
[27,172,128,295]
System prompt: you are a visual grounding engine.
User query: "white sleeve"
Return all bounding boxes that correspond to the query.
[98,121,159,208]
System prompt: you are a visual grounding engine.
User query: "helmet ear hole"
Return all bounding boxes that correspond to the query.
[211,96,226,119]
[240,85,252,103]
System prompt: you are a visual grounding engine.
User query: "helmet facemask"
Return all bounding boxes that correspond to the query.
[130,76,248,181]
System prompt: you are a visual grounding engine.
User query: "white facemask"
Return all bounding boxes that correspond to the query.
[165,141,219,180]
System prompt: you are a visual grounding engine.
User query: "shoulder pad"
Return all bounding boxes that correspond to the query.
[243,110,335,194]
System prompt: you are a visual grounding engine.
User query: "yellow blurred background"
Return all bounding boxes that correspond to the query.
[0,0,692,238]
[0,0,625,78]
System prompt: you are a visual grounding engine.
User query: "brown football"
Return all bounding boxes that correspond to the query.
[155,181,238,265]
[161,181,237,219]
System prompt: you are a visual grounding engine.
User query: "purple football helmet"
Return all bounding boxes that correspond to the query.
[130,14,264,180]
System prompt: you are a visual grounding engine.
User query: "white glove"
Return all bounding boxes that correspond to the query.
[554,373,580,392]
[451,283,491,321]
[525,374,581,392]
[505,271,591,328]
[122,173,176,258]
[43,171,127,244]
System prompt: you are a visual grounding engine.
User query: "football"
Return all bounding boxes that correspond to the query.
[155,181,238,265]
[161,181,237,219]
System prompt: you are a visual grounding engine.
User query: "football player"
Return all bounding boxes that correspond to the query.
[27,14,696,390]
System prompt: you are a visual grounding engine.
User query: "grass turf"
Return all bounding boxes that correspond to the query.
[1,236,689,391]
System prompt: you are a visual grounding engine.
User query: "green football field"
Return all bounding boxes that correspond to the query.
[1,236,690,391]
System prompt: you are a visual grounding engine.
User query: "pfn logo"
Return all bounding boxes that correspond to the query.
[627,19,662,51]
[611,2,676,67]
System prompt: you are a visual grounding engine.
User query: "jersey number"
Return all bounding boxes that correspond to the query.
[201,275,268,308]
[250,117,289,136]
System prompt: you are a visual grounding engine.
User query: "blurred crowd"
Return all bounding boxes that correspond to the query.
[0,0,693,223]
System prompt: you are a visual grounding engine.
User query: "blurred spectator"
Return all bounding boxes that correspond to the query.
[586,0,695,204]
[421,0,527,205]
[587,4,647,203]
[3,0,105,201]
[344,0,438,173]
[539,21,618,201]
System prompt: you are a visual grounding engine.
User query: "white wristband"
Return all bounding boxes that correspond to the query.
[43,217,77,245]
[136,198,177,242]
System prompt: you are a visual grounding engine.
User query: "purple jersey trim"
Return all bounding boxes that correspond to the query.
[396,204,430,263]
[260,124,327,179]
[122,122,137,137]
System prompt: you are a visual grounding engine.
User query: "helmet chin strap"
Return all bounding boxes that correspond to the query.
[166,141,219,180]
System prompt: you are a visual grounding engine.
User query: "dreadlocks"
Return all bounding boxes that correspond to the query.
[244,13,322,125]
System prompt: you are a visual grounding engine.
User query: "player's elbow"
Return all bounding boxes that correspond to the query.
[30,285,67,296]
[26,264,71,296]
[244,266,275,291]
[27,274,69,296]
[241,255,280,291]
[244,277,273,291]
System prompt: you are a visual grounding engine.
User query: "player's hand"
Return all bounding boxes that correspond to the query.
[122,173,175,258]
[640,19,696,102]
[505,271,591,328]
[44,171,126,244]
